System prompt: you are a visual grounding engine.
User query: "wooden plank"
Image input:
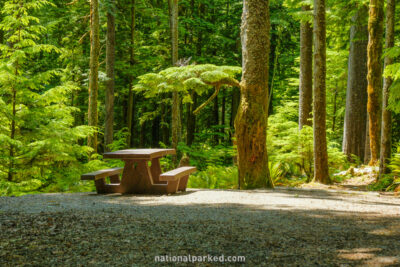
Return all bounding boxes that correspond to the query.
[103,149,175,160]
[81,167,123,181]
[159,167,196,181]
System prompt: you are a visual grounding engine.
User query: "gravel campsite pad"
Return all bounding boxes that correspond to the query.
[1,188,399,266]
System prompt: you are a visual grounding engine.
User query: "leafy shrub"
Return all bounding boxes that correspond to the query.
[268,101,349,181]
[188,165,238,189]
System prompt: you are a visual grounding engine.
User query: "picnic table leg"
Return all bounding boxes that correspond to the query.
[178,175,189,192]
[95,179,106,194]
[109,174,120,183]
[150,157,166,184]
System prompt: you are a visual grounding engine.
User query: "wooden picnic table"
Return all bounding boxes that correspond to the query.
[81,149,196,194]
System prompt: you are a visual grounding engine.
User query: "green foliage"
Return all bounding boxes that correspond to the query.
[268,101,349,180]
[188,165,238,189]
[134,64,241,103]
[384,46,400,113]
[0,0,93,195]
[178,142,236,171]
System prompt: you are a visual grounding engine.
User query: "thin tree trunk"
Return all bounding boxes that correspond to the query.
[230,86,240,139]
[221,88,226,142]
[313,0,330,184]
[332,87,337,132]
[235,0,273,189]
[186,92,197,146]
[127,0,135,147]
[169,0,180,164]
[342,5,368,162]
[299,5,313,130]
[104,0,116,152]
[379,0,395,176]
[367,0,384,165]
[365,115,371,164]
[213,90,219,145]
[88,0,100,154]
[8,86,16,181]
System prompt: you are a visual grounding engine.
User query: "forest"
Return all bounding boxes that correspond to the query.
[0,0,400,196]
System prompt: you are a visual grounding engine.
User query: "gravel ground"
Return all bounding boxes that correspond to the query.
[0,188,399,266]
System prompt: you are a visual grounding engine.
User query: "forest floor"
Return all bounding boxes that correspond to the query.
[0,185,399,266]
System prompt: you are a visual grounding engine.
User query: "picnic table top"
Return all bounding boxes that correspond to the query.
[103,148,176,160]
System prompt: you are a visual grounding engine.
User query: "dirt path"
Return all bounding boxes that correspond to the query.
[0,188,399,266]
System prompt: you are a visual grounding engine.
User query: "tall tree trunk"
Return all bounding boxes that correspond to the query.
[367,0,384,165]
[186,92,197,146]
[332,87,337,132]
[379,0,395,176]
[127,0,135,147]
[313,0,330,184]
[342,5,368,162]
[235,0,273,189]
[88,0,100,154]
[365,116,371,164]
[230,86,240,140]
[213,91,219,145]
[221,88,226,142]
[104,0,116,152]
[8,86,16,181]
[169,0,180,163]
[299,5,313,130]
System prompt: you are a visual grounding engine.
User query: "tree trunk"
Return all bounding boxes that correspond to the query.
[104,0,116,152]
[313,0,330,184]
[213,90,219,145]
[127,0,135,147]
[8,86,16,181]
[367,0,384,165]
[88,0,100,154]
[230,86,240,140]
[332,87,337,132]
[169,0,180,164]
[342,5,368,162]
[299,5,313,130]
[379,0,395,176]
[365,115,371,164]
[235,0,273,189]
[186,92,197,146]
[221,88,226,142]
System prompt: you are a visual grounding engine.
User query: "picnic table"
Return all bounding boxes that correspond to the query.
[81,149,196,194]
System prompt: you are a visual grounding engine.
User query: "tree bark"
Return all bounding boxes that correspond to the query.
[186,92,197,146]
[127,0,135,147]
[299,5,313,130]
[342,5,368,162]
[235,0,273,189]
[213,89,219,145]
[230,86,240,139]
[104,0,116,152]
[313,0,330,184]
[365,115,371,164]
[367,0,384,165]
[169,0,180,164]
[88,0,100,154]
[221,88,226,142]
[379,0,395,176]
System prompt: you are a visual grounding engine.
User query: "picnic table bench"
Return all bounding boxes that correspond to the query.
[81,149,196,194]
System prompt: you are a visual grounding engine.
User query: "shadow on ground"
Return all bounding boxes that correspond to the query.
[0,189,399,266]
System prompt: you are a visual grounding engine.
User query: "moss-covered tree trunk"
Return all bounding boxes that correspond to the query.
[313,0,330,184]
[367,0,384,165]
[379,0,395,176]
[235,0,273,189]
[299,5,313,130]
[88,0,100,153]
[127,0,135,147]
[342,5,368,162]
[104,0,116,152]
[169,0,180,164]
